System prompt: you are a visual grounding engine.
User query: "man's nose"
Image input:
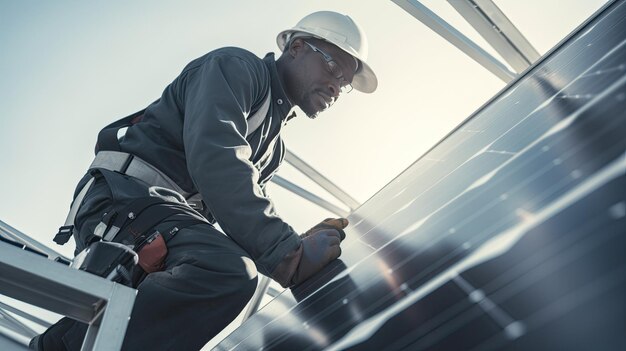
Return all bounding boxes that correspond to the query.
[328,81,340,99]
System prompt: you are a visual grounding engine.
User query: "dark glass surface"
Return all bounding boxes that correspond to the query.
[216,1,626,350]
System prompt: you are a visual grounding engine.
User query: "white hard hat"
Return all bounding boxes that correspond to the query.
[277,11,378,93]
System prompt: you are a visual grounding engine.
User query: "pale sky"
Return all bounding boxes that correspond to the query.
[0,0,609,347]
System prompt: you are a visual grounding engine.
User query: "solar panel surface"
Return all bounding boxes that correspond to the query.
[216,1,626,350]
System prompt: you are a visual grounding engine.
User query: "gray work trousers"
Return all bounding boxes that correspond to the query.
[65,170,258,350]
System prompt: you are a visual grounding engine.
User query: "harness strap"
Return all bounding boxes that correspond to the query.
[91,151,192,198]
[95,109,145,153]
[53,177,95,245]
[247,92,271,138]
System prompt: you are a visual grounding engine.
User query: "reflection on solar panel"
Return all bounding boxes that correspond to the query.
[216,1,626,350]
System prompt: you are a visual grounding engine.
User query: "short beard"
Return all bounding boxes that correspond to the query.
[300,91,322,119]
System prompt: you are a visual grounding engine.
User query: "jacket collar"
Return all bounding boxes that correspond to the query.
[263,53,297,121]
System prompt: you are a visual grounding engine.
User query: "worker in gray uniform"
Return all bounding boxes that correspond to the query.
[31,10,377,351]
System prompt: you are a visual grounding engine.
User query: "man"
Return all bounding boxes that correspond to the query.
[32,10,377,350]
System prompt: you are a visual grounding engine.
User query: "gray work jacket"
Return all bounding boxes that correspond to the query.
[116,47,301,276]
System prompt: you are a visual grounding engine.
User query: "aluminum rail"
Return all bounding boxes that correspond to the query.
[0,325,31,349]
[448,0,540,73]
[284,149,360,211]
[0,301,52,328]
[0,219,69,262]
[392,0,516,83]
[272,175,350,218]
[0,240,136,350]
[241,276,272,322]
[0,308,38,339]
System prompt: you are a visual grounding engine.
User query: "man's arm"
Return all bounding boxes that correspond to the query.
[180,51,301,277]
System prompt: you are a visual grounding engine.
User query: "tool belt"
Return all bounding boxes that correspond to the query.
[94,195,206,273]
[54,151,209,274]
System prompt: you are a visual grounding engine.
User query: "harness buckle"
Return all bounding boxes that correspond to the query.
[53,225,74,245]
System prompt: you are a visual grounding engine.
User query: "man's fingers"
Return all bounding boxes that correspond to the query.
[327,234,341,247]
[328,244,342,260]
[302,218,349,240]
[322,218,349,229]
[319,228,344,242]
[322,219,348,241]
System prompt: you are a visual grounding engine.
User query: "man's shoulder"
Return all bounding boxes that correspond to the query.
[211,47,260,60]
[183,47,269,77]
[204,47,266,69]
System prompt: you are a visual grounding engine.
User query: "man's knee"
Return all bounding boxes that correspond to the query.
[237,256,259,299]
[147,252,258,298]
[200,253,259,299]
[161,225,259,296]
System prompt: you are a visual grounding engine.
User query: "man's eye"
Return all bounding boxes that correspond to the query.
[328,62,342,78]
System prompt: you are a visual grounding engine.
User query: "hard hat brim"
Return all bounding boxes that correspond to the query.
[277,29,378,93]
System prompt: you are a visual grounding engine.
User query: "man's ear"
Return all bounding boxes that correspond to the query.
[288,38,306,58]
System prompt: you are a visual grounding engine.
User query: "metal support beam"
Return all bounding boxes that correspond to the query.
[242,276,272,322]
[0,308,37,339]
[0,324,31,349]
[284,149,360,211]
[0,220,69,262]
[392,0,516,83]
[0,301,52,328]
[448,0,540,73]
[272,175,350,217]
[82,283,136,351]
[0,240,136,350]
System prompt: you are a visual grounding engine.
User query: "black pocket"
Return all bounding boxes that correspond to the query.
[137,231,168,273]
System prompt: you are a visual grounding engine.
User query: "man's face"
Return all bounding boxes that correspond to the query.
[288,39,357,118]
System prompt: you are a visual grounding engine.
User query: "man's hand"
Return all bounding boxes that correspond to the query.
[271,218,349,288]
[302,217,349,239]
[290,228,342,286]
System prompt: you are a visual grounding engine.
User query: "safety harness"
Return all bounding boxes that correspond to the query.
[54,93,272,274]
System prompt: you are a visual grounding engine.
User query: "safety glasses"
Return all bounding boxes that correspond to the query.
[304,41,354,94]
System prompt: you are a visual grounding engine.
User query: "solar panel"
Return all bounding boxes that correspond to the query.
[215,1,626,350]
